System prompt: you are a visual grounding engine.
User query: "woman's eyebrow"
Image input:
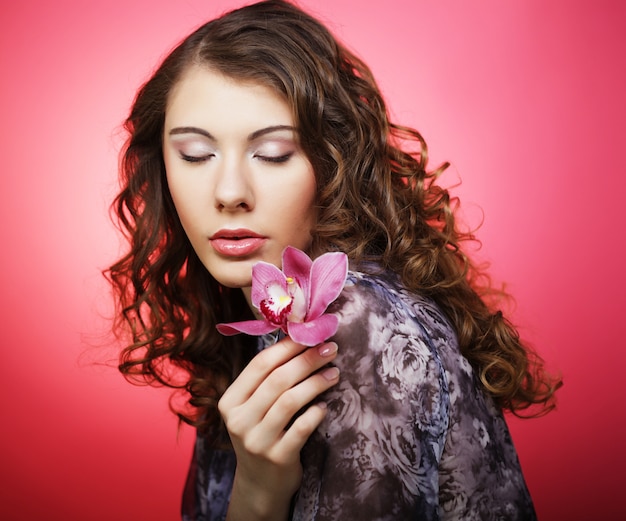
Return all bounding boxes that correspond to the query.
[169,126,214,139]
[248,125,296,141]
[168,125,296,141]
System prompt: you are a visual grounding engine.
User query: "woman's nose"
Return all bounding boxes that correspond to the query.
[213,157,254,211]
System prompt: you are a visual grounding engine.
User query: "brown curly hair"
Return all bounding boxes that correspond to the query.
[107,0,561,438]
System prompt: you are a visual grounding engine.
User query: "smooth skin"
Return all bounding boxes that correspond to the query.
[163,66,339,520]
[163,66,318,293]
[220,339,339,521]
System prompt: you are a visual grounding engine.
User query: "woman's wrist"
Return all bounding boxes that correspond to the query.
[226,470,294,521]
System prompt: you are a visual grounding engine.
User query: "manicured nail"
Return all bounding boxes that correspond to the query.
[318,342,338,357]
[321,366,340,381]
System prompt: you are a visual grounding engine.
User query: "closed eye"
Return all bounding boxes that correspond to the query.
[180,152,215,163]
[256,152,293,164]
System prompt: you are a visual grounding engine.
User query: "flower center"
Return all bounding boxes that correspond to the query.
[286,277,306,323]
[259,282,293,326]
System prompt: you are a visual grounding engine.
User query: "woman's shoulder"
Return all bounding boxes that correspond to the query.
[332,267,458,347]
[327,266,482,425]
[324,267,457,434]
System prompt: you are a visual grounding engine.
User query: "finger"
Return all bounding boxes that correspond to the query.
[220,343,338,443]
[279,402,330,456]
[219,337,309,410]
[262,366,340,435]
[245,342,338,417]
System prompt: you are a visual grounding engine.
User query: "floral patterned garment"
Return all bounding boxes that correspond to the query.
[182,269,537,521]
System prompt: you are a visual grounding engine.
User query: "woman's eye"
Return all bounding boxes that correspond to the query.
[256,152,293,164]
[180,152,214,163]
[173,140,216,163]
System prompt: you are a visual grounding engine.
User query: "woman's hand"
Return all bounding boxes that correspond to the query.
[219,337,340,521]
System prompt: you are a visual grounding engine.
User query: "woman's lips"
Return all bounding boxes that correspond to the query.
[209,229,267,257]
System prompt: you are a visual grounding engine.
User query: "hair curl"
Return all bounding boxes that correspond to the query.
[107,0,561,438]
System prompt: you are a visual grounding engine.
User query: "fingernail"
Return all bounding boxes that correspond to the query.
[318,342,338,357]
[321,366,340,381]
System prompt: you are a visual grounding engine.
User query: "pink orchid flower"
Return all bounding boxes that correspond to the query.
[216,246,348,346]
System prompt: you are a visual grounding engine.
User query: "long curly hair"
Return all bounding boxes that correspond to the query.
[107,0,561,438]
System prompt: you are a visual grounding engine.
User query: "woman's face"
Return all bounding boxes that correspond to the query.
[163,66,317,292]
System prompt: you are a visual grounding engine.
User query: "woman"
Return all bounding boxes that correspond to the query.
[107,1,561,519]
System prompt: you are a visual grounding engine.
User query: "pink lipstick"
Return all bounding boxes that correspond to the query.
[209,229,267,257]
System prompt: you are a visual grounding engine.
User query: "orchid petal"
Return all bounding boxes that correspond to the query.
[251,261,286,308]
[216,319,278,337]
[287,313,339,346]
[281,246,312,307]
[308,252,349,319]
[287,279,307,322]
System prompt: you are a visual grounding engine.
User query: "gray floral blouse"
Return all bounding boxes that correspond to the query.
[182,269,537,520]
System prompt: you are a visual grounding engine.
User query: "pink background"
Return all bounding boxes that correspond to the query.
[1,0,624,519]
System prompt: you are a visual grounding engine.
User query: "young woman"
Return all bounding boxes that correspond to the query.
[108,1,561,519]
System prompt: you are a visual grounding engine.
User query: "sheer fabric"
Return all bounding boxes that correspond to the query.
[182,269,536,520]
